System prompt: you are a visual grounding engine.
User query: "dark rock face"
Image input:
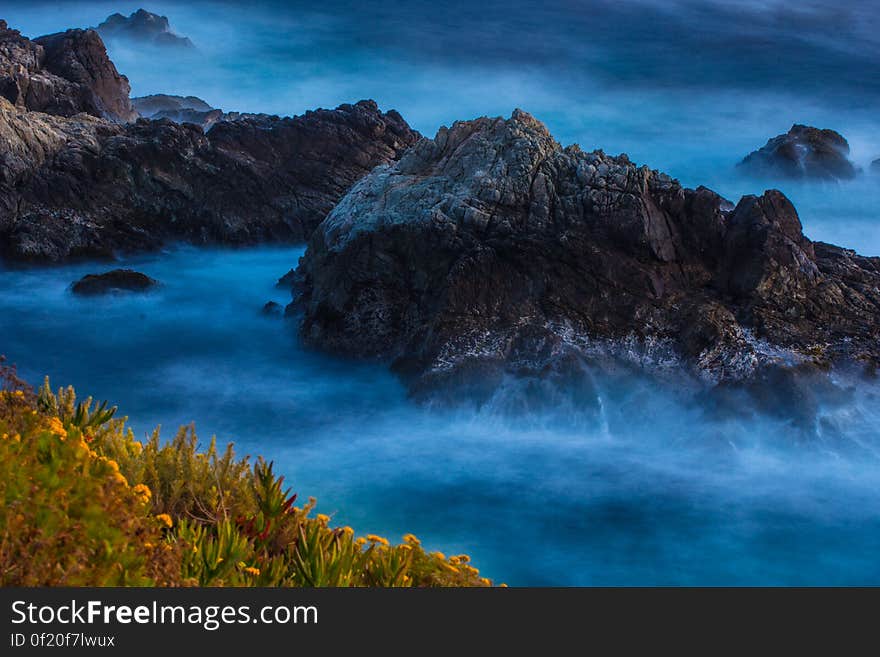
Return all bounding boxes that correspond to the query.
[71,269,157,295]
[738,124,858,180]
[0,21,135,122]
[96,9,194,49]
[294,110,880,394]
[0,97,420,261]
[262,300,283,316]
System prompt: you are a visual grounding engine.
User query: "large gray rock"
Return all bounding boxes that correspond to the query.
[293,110,880,395]
[738,124,859,180]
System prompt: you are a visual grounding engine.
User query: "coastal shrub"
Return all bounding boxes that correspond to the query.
[0,363,492,587]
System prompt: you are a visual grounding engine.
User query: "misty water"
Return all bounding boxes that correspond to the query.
[2,0,880,583]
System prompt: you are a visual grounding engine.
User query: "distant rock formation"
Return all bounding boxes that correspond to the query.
[96,9,194,49]
[72,269,158,295]
[872,158,880,172]
[738,124,859,180]
[0,94,419,260]
[131,94,270,131]
[0,20,135,122]
[132,94,223,130]
[293,110,880,395]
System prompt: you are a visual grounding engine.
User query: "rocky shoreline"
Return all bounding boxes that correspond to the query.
[0,20,419,261]
[1,16,878,400]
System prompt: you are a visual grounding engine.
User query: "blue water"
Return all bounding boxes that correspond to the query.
[1,0,880,584]
[2,246,880,585]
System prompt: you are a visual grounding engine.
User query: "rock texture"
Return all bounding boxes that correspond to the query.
[294,110,880,394]
[72,269,157,295]
[0,21,135,122]
[0,96,419,260]
[96,9,194,49]
[738,124,858,180]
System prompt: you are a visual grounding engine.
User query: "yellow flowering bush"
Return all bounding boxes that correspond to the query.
[0,362,491,587]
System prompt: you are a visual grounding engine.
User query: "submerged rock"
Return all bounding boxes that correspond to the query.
[0,93,419,260]
[738,124,858,180]
[262,301,283,316]
[872,158,880,172]
[96,9,194,49]
[0,21,135,122]
[72,269,157,295]
[293,110,880,396]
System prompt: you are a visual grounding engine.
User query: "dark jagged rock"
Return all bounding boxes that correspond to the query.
[96,9,194,49]
[276,268,297,289]
[294,110,880,395]
[0,97,420,261]
[738,124,859,180]
[262,301,283,316]
[33,29,137,123]
[0,21,135,122]
[71,268,157,295]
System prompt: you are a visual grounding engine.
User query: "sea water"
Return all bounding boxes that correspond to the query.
[1,0,880,583]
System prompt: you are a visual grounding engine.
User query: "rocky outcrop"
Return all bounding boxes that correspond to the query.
[131,94,268,131]
[293,110,880,395]
[0,97,419,260]
[96,9,194,49]
[132,94,223,130]
[71,269,157,295]
[0,21,135,122]
[872,158,880,172]
[33,29,137,122]
[738,124,858,180]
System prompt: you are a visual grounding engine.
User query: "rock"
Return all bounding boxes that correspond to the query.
[0,21,135,122]
[276,269,297,288]
[132,94,224,130]
[96,9,194,49]
[293,110,880,395]
[132,94,214,116]
[131,94,265,131]
[71,269,157,295]
[872,158,880,172]
[262,301,283,316]
[0,97,420,261]
[738,124,858,180]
